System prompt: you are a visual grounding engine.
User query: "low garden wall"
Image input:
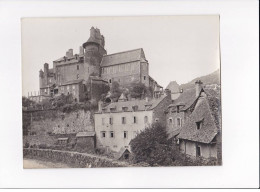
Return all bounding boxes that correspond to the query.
[23,148,129,168]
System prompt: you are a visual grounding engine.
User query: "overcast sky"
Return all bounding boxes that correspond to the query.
[22,16,220,96]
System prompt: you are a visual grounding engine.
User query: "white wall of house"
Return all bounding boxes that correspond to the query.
[94,110,153,152]
[179,140,217,159]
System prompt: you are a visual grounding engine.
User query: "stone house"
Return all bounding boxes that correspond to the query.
[165,81,200,140]
[94,90,171,154]
[166,80,221,161]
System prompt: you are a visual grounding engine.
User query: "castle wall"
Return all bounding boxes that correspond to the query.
[55,62,85,84]
[101,61,141,86]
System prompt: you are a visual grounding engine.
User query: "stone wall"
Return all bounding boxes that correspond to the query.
[23,148,128,168]
[153,94,172,127]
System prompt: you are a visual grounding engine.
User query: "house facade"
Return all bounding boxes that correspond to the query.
[166,80,221,162]
[94,90,171,153]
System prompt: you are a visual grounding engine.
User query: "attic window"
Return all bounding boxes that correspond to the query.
[122,106,128,112]
[196,121,202,130]
[132,105,138,111]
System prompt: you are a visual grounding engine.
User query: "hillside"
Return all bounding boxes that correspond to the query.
[180,69,220,91]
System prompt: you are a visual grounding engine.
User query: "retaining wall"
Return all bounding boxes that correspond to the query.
[23,148,128,168]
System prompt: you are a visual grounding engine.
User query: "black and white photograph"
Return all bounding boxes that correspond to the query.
[22,16,222,168]
[0,0,259,189]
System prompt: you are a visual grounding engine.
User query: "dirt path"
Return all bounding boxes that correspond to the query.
[23,158,71,169]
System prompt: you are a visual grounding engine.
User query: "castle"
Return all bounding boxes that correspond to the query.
[39,27,162,102]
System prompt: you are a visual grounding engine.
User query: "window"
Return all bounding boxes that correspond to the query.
[177,118,182,127]
[122,117,126,124]
[124,131,128,139]
[72,85,75,90]
[109,79,112,83]
[196,121,202,130]
[77,74,79,79]
[67,86,69,90]
[196,145,201,157]
[110,131,114,138]
[144,116,148,123]
[102,118,105,125]
[77,65,79,70]
[101,131,106,138]
[109,117,113,125]
[144,76,146,80]
[177,106,180,113]
[169,118,173,124]
[122,107,128,112]
[133,116,137,124]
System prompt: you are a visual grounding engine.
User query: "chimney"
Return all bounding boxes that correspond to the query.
[44,63,49,74]
[68,49,73,57]
[66,51,69,57]
[195,80,203,97]
[39,69,44,78]
[98,100,103,113]
[79,46,84,55]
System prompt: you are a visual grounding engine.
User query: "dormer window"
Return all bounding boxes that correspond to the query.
[196,120,203,130]
[110,106,116,112]
[122,106,128,112]
[132,105,138,111]
[145,104,152,110]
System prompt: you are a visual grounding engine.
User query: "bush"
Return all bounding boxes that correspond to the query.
[130,122,176,166]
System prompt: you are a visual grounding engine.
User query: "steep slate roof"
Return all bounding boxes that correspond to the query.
[100,48,145,67]
[168,88,197,111]
[166,81,180,93]
[101,95,167,113]
[178,89,221,144]
[61,79,84,86]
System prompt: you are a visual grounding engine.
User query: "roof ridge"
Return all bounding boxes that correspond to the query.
[103,48,143,57]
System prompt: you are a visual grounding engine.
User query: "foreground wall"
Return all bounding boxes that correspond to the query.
[23,148,128,168]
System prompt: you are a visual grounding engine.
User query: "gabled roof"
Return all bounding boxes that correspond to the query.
[166,81,180,93]
[169,88,197,111]
[114,147,130,160]
[61,79,84,86]
[178,90,221,144]
[99,95,167,113]
[100,48,145,67]
[76,131,95,137]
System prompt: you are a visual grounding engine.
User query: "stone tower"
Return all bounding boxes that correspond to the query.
[82,27,107,79]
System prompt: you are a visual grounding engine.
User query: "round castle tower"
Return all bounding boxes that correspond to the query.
[82,27,107,79]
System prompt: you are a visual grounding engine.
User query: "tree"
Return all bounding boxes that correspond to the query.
[130,122,175,166]
[110,81,123,102]
[129,82,153,99]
